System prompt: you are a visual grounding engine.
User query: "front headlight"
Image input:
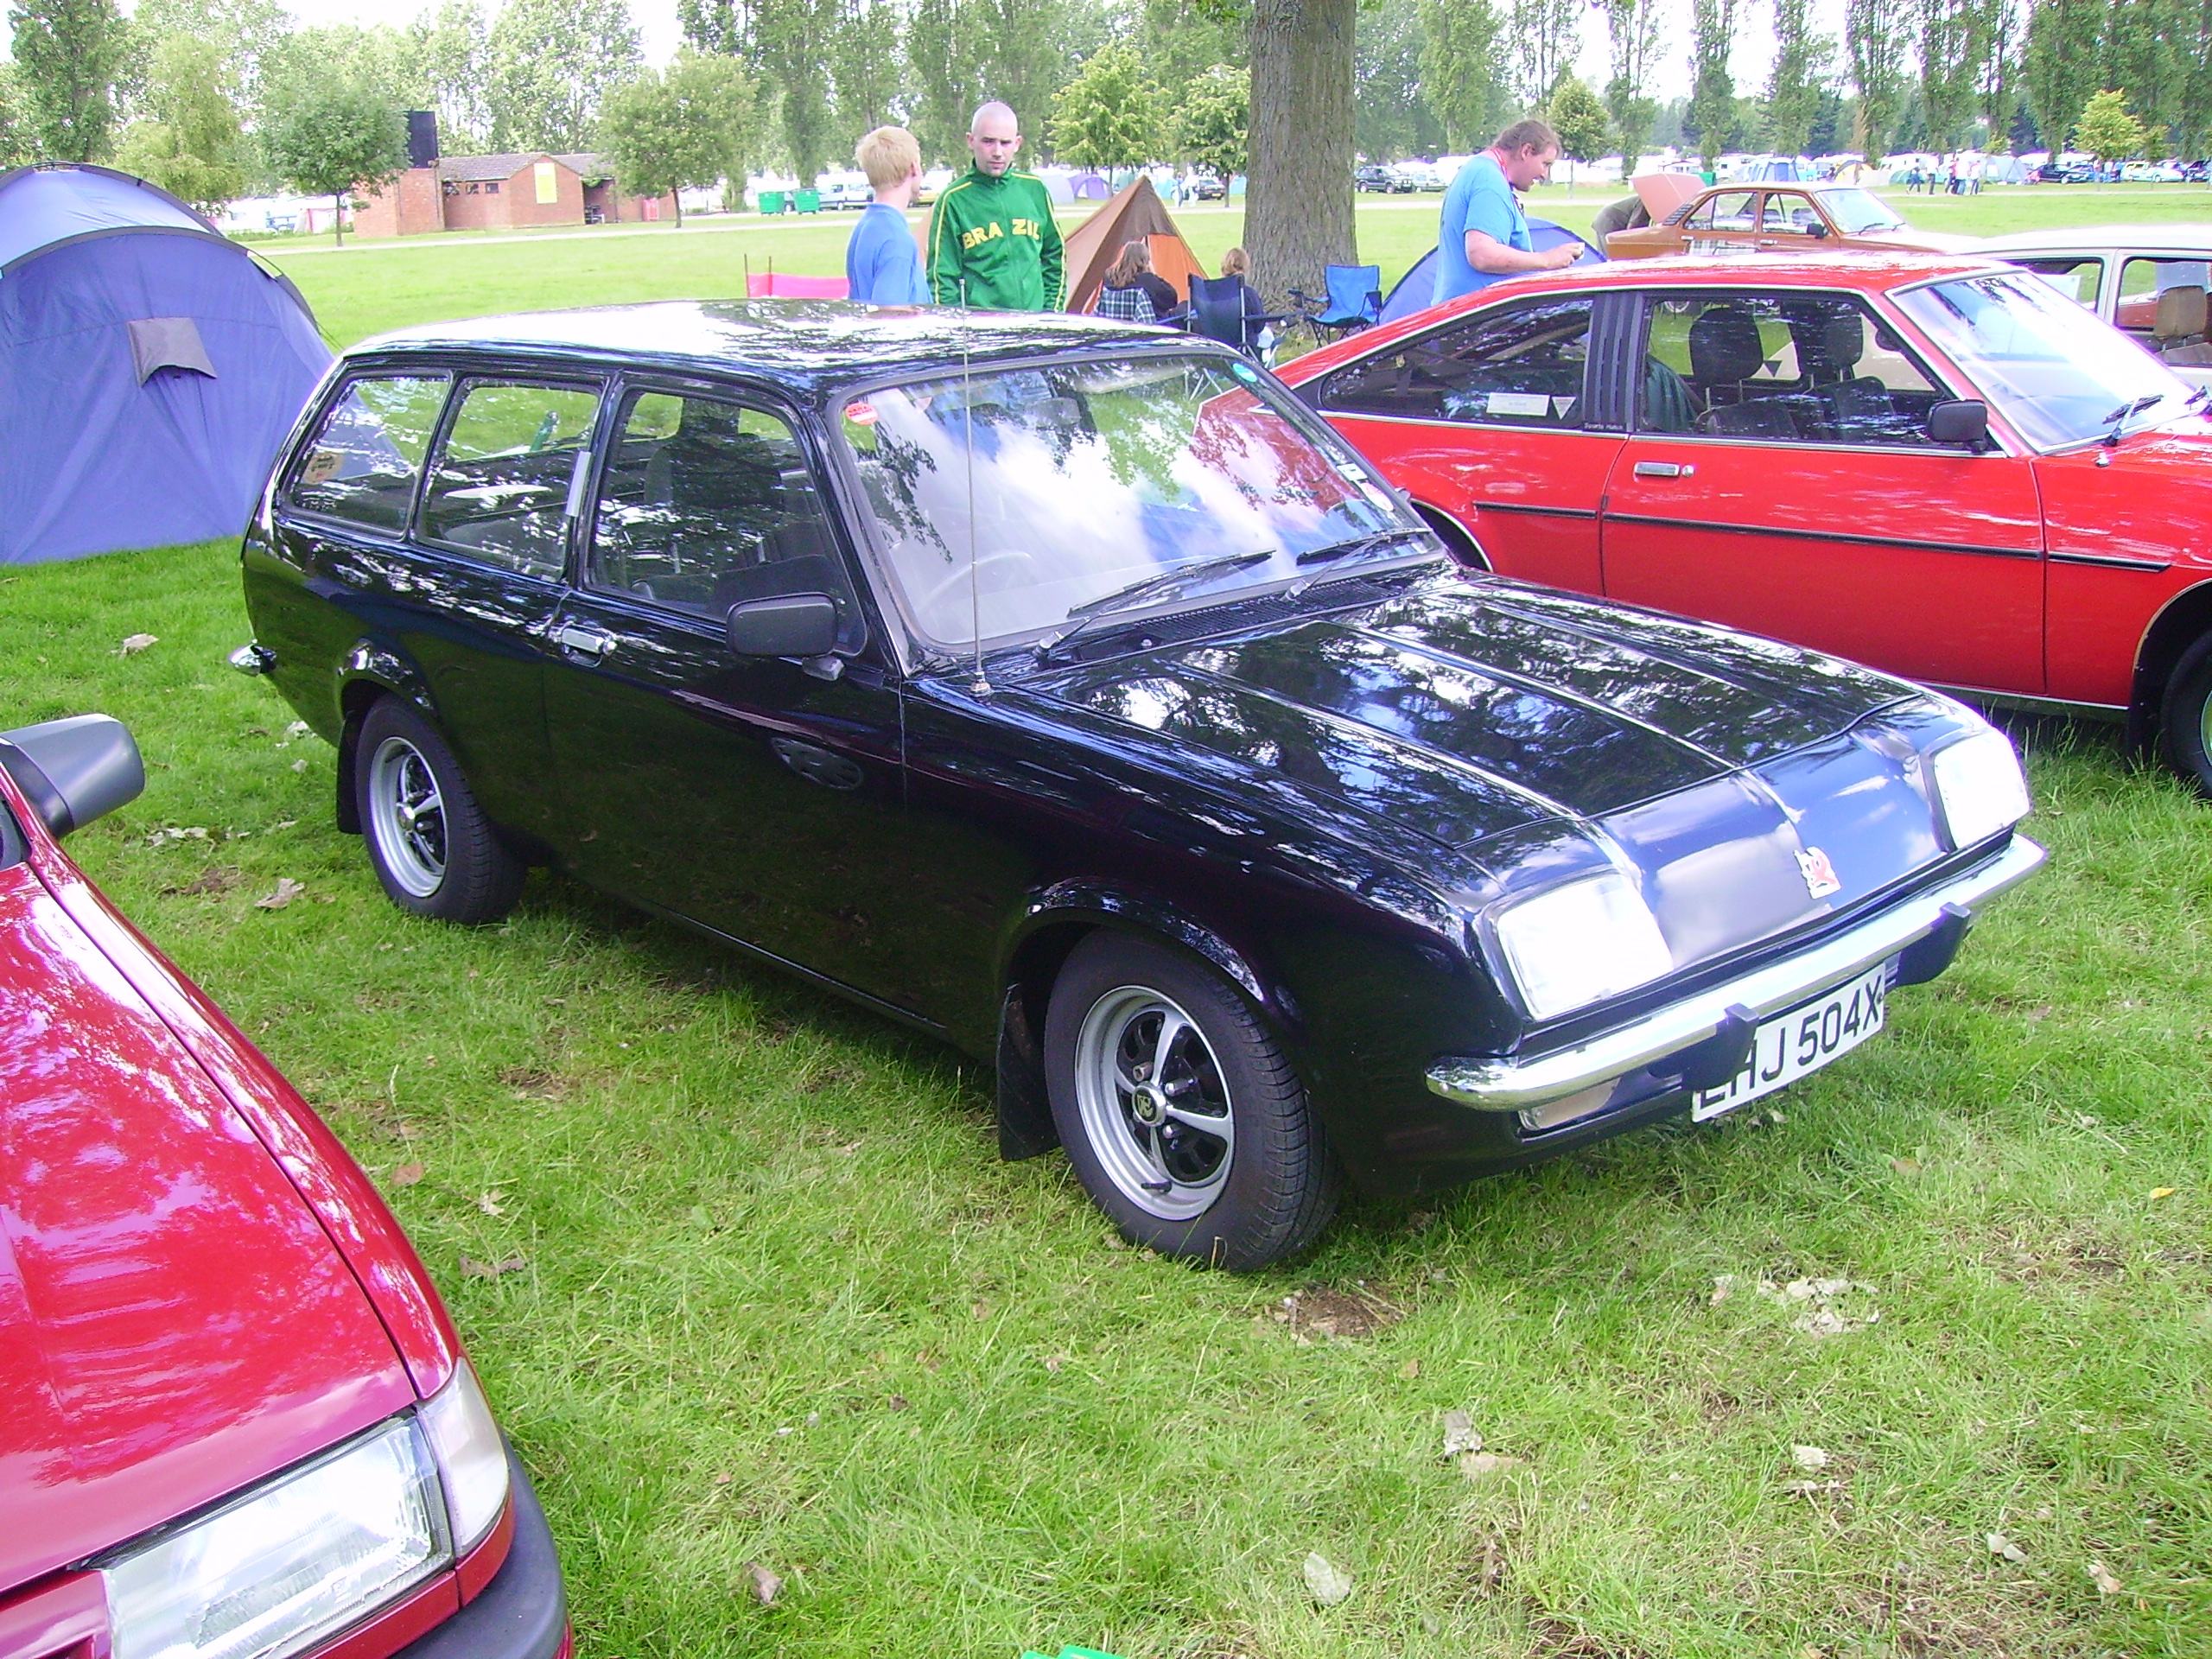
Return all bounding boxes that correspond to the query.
[102,1419,447,1659]
[1929,728,2031,850]
[1493,869,1674,1021]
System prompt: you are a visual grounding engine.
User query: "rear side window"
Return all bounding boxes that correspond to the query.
[285,374,448,531]
[588,391,862,647]
[1321,298,1592,429]
[419,380,602,579]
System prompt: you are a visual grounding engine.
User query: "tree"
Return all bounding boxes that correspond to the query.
[0,62,32,168]
[1357,0,1442,162]
[1178,62,1249,179]
[410,0,493,151]
[260,74,408,245]
[1765,0,1829,157]
[2024,0,2105,155]
[1247,0,1359,308]
[1508,0,1582,110]
[1052,41,1161,169]
[8,0,129,162]
[130,0,289,111]
[2075,86,2146,167]
[1846,0,1910,157]
[1143,0,1249,92]
[1688,0,1739,171]
[1420,0,1507,150]
[831,0,904,134]
[596,49,756,224]
[1919,0,1991,149]
[1545,73,1610,192]
[115,35,247,213]
[1603,0,1662,172]
[486,0,641,152]
[2102,0,2186,154]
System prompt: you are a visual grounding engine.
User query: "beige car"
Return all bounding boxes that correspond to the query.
[1603,177,1974,261]
[1977,224,2212,384]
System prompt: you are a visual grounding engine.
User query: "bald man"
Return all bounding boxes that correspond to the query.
[925,101,1065,309]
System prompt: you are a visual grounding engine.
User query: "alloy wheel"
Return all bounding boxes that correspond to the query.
[1072,983,1235,1220]
[366,734,447,898]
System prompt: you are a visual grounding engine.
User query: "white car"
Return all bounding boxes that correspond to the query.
[2120,162,2186,183]
[1979,223,2212,385]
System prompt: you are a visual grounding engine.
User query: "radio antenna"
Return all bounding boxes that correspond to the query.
[961,278,988,696]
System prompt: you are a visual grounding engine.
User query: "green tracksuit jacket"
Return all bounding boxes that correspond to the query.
[925,167,1065,310]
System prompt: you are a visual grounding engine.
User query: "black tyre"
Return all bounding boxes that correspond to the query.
[2160,634,2212,798]
[1044,932,1339,1269]
[354,697,526,924]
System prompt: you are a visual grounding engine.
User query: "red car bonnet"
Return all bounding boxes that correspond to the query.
[0,765,458,1590]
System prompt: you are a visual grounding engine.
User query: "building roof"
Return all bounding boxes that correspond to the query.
[346,300,1189,397]
[437,152,571,183]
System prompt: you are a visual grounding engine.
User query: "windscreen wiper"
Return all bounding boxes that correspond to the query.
[1033,549,1274,660]
[2100,391,2165,442]
[1293,526,1438,567]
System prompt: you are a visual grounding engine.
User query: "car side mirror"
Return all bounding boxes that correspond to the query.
[1927,399,1990,448]
[725,593,839,660]
[0,714,145,837]
[1804,222,1829,237]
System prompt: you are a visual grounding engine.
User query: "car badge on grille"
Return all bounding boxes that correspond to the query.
[1796,846,1842,899]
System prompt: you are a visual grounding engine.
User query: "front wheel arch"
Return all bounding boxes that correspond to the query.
[1413,502,1491,571]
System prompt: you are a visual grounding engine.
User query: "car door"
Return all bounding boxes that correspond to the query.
[1599,288,2047,695]
[540,381,921,1012]
[265,369,572,844]
[1756,191,1830,251]
[1309,291,1628,590]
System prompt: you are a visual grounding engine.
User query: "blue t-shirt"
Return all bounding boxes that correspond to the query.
[1433,154,1531,305]
[846,201,929,306]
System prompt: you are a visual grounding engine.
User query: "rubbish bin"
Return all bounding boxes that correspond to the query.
[795,188,822,213]
[758,189,785,215]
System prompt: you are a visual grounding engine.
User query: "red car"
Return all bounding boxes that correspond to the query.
[1280,253,2212,792]
[0,717,567,1659]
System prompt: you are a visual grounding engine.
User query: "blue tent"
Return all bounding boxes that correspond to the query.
[1377,217,1605,325]
[0,164,333,565]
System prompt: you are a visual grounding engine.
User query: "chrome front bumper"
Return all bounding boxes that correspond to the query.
[1427,836,2047,1112]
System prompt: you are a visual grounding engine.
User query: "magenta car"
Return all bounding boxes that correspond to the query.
[0,715,567,1659]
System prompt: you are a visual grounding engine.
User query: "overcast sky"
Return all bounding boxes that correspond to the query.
[238,0,1837,111]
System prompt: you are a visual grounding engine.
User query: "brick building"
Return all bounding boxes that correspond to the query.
[353,152,678,238]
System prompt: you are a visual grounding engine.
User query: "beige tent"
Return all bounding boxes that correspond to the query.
[1060,176,1209,313]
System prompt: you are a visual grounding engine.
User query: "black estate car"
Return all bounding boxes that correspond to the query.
[237,302,2043,1268]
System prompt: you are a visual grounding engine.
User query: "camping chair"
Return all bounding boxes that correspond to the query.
[1286,264,1382,340]
[1183,275,1289,357]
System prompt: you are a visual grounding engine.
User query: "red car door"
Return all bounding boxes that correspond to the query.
[1599,288,2047,695]
[1310,292,1624,591]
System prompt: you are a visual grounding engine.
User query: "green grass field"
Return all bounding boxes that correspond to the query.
[16,566,2210,1658]
[17,196,2211,1655]
[262,184,2212,350]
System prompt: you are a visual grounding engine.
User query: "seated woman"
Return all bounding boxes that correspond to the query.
[1095,239,1182,326]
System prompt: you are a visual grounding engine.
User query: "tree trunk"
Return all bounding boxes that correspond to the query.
[334,191,346,246]
[1246,0,1358,311]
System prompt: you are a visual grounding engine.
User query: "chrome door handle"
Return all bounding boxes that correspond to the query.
[552,622,619,658]
[1633,461,1696,479]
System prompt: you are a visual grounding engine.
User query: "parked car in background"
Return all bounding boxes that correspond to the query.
[1389,161,1447,192]
[1357,163,1409,193]
[1279,253,2212,793]
[0,713,568,1659]
[1190,175,1227,201]
[234,302,2038,1268]
[2120,162,2186,183]
[1604,181,1974,259]
[1978,224,2212,384]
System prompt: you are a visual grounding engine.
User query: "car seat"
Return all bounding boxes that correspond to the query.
[1688,306,1796,436]
[2154,284,2212,366]
[1789,311,1897,441]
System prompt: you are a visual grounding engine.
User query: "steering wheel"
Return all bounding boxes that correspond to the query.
[912,549,1039,615]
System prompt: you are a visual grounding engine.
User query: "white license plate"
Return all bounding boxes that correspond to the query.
[1691,962,1891,1122]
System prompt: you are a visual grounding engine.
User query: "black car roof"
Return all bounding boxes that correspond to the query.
[346,299,1189,396]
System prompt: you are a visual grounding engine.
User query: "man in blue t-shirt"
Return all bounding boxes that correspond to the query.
[846,126,931,308]
[1433,118,1584,306]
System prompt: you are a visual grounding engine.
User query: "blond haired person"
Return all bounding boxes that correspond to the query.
[846,126,930,307]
